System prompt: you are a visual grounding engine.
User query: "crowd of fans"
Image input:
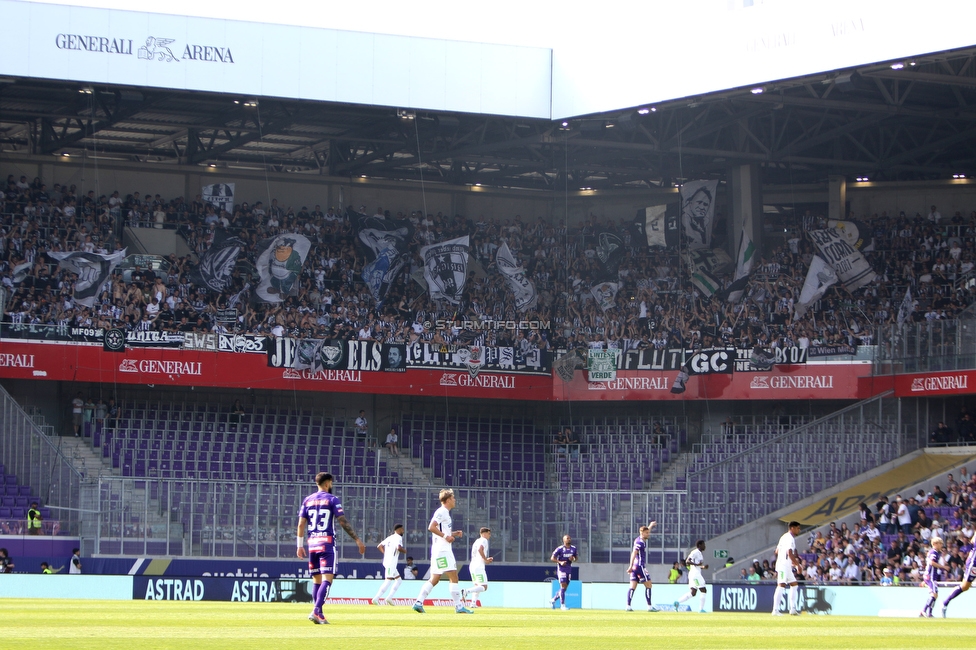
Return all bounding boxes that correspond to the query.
[4,173,976,353]
[744,468,976,585]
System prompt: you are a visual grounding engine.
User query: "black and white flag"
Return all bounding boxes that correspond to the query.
[590,280,620,312]
[201,183,235,214]
[254,233,312,303]
[636,204,679,249]
[827,219,874,252]
[680,180,719,249]
[191,229,246,293]
[897,287,915,324]
[496,242,538,312]
[47,249,126,308]
[595,230,625,279]
[354,207,413,306]
[421,236,470,304]
[293,338,347,372]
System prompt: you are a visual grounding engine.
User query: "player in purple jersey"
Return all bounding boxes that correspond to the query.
[550,534,578,611]
[626,521,658,612]
[942,531,976,617]
[297,472,366,624]
[919,537,950,618]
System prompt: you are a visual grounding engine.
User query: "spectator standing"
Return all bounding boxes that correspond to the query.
[70,391,84,437]
[69,548,82,574]
[27,502,42,536]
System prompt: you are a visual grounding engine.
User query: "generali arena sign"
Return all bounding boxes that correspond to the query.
[0,340,891,401]
[894,370,976,396]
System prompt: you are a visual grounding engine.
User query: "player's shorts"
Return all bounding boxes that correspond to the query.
[775,566,796,584]
[963,556,976,584]
[556,568,572,584]
[431,549,457,575]
[628,566,650,583]
[308,545,336,576]
[688,569,707,589]
[383,565,400,579]
[469,565,488,585]
[923,575,938,592]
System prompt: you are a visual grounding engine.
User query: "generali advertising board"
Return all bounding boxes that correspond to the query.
[0,341,887,401]
[894,370,976,397]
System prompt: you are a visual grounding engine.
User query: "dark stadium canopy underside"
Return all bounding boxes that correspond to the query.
[3,46,976,190]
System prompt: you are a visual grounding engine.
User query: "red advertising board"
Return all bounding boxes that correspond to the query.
[894,370,976,397]
[0,341,883,401]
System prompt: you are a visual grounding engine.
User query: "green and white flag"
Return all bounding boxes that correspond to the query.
[727,215,756,303]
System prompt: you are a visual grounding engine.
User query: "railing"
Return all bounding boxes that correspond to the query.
[876,304,976,374]
[91,477,688,562]
[684,392,914,541]
[0,387,84,537]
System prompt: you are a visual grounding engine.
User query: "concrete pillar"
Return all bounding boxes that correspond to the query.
[729,163,762,259]
[828,175,847,221]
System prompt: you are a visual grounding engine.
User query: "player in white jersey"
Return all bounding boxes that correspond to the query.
[463,527,493,607]
[674,540,709,613]
[372,524,406,605]
[772,521,802,616]
[413,488,472,614]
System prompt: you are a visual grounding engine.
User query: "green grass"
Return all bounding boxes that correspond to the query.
[2,600,971,649]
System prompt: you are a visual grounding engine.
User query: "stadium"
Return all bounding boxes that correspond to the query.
[3,0,976,645]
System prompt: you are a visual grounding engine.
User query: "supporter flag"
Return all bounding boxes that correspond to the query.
[553,349,585,383]
[293,338,347,372]
[353,207,414,306]
[689,269,720,298]
[727,213,756,303]
[496,242,538,312]
[201,182,235,214]
[897,287,915,324]
[794,255,838,319]
[827,219,874,252]
[808,228,877,292]
[11,261,31,285]
[671,367,689,394]
[590,280,620,312]
[595,230,625,279]
[421,236,470,304]
[254,233,312,303]
[47,249,126,308]
[680,179,719,249]
[684,248,733,276]
[191,229,246,293]
[634,205,679,249]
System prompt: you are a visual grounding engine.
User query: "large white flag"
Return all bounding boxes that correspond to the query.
[808,228,877,292]
[421,236,470,304]
[794,255,838,319]
[897,287,915,324]
[590,280,620,312]
[680,180,719,249]
[496,242,537,312]
[47,249,126,308]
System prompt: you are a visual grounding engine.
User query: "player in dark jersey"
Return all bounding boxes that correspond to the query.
[550,534,578,611]
[919,537,950,618]
[626,521,658,611]
[942,531,976,617]
[297,472,366,624]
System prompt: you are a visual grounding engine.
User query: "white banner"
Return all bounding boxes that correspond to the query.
[47,249,126,308]
[201,183,235,214]
[496,242,538,312]
[589,281,619,312]
[808,229,877,292]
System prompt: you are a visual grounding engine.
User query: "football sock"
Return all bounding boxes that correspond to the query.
[788,585,798,612]
[627,588,635,606]
[467,584,485,602]
[677,592,692,604]
[699,592,706,610]
[559,587,567,604]
[449,583,462,607]
[374,580,390,601]
[416,581,434,604]
[944,586,963,606]
[314,579,331,612]
[644,587,652,606]
[924,595,936,614]
[386,578,402,600]
[311,582,321,605]
[772,586,785,613]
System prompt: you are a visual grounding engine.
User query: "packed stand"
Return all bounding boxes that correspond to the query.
[4,173,976,352]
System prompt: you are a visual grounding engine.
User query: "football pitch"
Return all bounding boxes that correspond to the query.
[2,600,971,649]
